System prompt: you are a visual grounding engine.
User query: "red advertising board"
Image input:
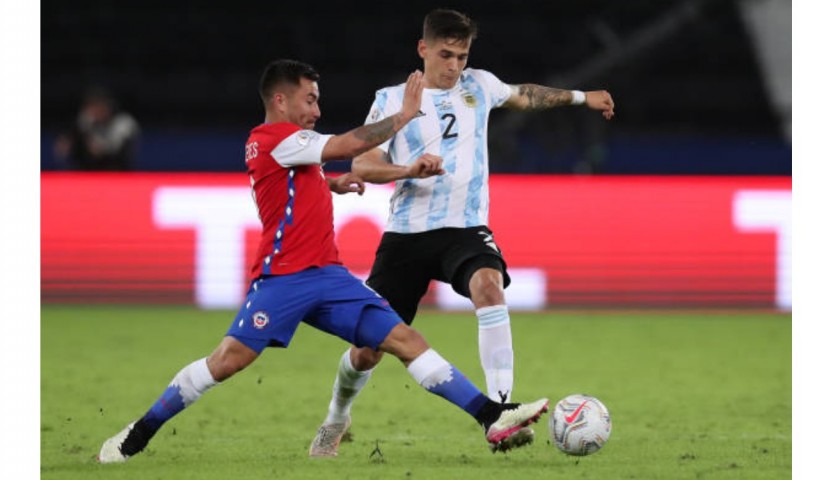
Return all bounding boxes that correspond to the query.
[41,173,791,309]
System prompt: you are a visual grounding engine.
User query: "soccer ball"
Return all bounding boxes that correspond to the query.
[548,394,611,456]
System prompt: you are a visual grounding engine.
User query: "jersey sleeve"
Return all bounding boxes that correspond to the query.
[270,130,334,167]
[471,69,513,108]
[364,88,399,155]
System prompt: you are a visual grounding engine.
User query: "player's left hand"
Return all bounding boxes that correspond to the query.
[330,173,366,195]
[407,153,445,179]
[585,90,615,120]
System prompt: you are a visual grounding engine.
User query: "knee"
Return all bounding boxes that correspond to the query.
[379,324,429,365]
[207,340,257,381]
[350,346,384,371]
[207,354,245,382]
[468,268,505,306]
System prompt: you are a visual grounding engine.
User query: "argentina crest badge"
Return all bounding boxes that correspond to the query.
[461,92,477,108]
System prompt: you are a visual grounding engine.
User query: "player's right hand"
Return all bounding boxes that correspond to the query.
[401,70,424,119]
[407,153,445,179]
[585,90,615,120]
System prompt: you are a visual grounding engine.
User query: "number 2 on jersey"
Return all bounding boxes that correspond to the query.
[441,113,458,140]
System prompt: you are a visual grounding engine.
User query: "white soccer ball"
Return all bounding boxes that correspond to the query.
[549,394,611,456]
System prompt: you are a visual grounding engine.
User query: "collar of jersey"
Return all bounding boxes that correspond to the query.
[422,81,462,95]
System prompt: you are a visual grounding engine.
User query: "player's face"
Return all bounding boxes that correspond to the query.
[418,37,471,90]
[82,100,112,123]
[283,79,321,130]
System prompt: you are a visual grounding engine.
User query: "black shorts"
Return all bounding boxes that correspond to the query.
[366,226,511,324]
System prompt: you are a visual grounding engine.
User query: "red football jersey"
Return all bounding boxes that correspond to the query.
[244,122,341,279]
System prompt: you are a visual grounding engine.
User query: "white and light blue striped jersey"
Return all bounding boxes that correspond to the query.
[365,68,512,233]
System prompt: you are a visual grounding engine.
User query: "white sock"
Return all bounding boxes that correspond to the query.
[324,349,373,424]
[476,305,514,402]
[174,358,218,406]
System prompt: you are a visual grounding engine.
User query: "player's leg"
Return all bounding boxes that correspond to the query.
[318,267,426,424]
[309,313,423,457]
[310,234,431,457]
[99,274,312,463]
[444,227,514,403]
[308,345,381,457]
[444,228,529,452]
[97,336,261,463]
[320,233,431,426]
[467,263,514,403]
[305,268,547,454]
[328,347,382,427]
[466,264,532,452]
[377,320,548,452]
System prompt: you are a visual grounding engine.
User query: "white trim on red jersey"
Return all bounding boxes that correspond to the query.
[270,130,333,167]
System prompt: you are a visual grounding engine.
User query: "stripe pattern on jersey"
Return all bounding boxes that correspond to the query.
[392,89,425,232]
[427,92,460,230]
[365,68,511,233]
[461,74,488,226]
[263,168,296,275]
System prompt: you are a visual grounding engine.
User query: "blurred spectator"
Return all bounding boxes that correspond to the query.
[53,87,140,171]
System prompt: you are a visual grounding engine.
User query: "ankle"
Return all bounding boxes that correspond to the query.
[474,400,502,430]
[120,419,155,456]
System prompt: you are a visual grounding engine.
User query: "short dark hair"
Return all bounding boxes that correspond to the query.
[259,59,320,104]
[423,9,478,43]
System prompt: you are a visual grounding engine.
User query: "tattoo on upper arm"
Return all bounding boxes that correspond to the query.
[518,84,573,109]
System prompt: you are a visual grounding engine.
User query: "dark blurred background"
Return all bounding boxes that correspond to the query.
[40,0,791,174]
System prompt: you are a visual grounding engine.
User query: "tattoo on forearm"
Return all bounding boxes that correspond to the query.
[352,115,400,144]
[519,84,573,109]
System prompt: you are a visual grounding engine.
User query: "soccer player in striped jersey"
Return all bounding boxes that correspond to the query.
[310,9,615,455]
[97,59,548,464]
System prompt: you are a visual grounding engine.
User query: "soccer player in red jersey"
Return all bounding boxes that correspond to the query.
[97,59,548,463]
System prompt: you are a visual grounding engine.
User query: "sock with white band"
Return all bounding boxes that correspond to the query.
[476,305,514,403]
[407,349,487,417]
[141,357,218,432]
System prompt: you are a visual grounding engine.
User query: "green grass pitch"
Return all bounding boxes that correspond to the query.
[41,306,790,479]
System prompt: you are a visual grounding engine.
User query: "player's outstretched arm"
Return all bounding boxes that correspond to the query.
[322,71,424,161]
[504,84,615,120]
[352,151,445,184]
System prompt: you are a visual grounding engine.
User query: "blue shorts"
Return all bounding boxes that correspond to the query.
[226,265,402,354]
